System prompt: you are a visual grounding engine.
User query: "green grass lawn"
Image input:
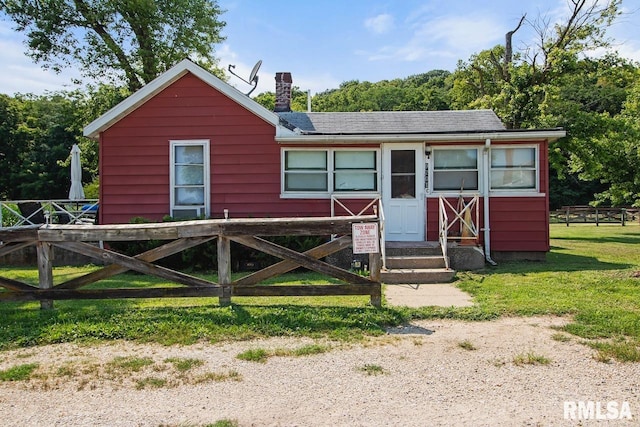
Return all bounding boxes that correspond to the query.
[1,223,639,361]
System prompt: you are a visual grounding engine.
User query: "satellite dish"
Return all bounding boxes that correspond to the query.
[228,59,262,96]
[249,60,262,84]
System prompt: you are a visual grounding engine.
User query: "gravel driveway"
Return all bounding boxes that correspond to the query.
[1,316,638,426]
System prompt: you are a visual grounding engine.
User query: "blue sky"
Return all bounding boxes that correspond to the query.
[0,0,638,96]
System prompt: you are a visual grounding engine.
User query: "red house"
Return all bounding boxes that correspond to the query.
[84,59,565,269]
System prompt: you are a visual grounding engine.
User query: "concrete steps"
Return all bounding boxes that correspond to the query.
[381,254,455,284]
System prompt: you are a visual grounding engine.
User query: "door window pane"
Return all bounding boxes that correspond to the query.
[391,150,416,198]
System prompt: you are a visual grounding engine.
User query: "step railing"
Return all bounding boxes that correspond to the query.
[438,195,480,270]
[438,197,450,270]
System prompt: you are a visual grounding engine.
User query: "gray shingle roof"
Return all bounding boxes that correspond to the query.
[277,110,506,134]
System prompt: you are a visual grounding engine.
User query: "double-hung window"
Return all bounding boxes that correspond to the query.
[334,151,377,192]
[490,147,537,191]
[170,140,210,218]
[432,148,479,191]
[284,150,328,192]
[283,149,379,195]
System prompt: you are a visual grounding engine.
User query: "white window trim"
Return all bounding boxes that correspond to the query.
[281,148,381,199]
[489,144,539,194]
[169,139,210,217]
[429,146,482,194]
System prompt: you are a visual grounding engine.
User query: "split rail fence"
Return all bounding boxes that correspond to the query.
[550,206,640,226]
[0,216,382,309]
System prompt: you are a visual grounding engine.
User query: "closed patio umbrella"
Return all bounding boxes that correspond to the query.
[68,144,85,200]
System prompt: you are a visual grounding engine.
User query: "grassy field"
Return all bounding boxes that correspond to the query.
[0,223,639,361]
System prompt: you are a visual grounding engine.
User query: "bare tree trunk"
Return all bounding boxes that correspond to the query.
[505,14,526,74]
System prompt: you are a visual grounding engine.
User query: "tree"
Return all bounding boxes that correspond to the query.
[562,67,640,207]
[450,0,622,129]
[0,0,226,92]
[0,93,84,199]
[0,94,23,199]
[310,71,452,112]
[448,0,639,206]
[253,87,310,112]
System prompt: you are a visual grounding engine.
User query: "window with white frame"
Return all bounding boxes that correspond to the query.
[432,148,479,191]
[170,140,209,218]
[284,150,328,191]
[334,151,377,191]
[490,147,537,190]
[283,149,379,195]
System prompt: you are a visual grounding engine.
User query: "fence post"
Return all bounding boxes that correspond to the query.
[369,251,382,308]
[217,236,232,306]
[37,241,54,310]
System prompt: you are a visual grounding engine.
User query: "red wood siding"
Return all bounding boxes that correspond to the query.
[425,196,548,252]
[100,73,332,224]
[424,140,550,252]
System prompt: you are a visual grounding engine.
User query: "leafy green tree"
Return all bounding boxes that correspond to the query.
[449,0,639,207]
[449,0,622,129]
[0,0,226,92]
[0,93,82,199]
[0,94,24,199]
[562,68,640,206]
[15,93,83,199]
[311,71,452,112]
[253,87,309,112]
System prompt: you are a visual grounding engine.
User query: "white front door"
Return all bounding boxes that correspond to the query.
[382,144,425,241]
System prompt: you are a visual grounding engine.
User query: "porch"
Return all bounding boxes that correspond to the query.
[332,194,486,284]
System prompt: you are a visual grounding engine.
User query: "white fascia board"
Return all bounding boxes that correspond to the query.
[83,59,279,139]
[276,130,567,144]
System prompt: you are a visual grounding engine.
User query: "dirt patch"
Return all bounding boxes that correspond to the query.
[0,316,638,426]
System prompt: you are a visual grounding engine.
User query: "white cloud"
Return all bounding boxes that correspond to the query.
[364,14,394,35]
[415,15,504,51]
[361,14,504,67]
[0,35,83,95]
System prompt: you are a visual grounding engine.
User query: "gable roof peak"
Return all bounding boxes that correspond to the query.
[84,59,280,139]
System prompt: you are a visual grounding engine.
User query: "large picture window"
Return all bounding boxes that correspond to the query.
[491,147,537,190]
[170,140,210,218]
[283,149,379,195]
[433,148,478,191]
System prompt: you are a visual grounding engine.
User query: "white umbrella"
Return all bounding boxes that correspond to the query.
[68,144,85,200]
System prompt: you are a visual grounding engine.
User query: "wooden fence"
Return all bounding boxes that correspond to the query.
[0,216,382,308]
[550,206,640,226]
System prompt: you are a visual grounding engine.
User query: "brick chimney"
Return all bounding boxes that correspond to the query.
[274,72,292,112]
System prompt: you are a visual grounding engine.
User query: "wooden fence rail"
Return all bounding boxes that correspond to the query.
[550,206,640,226]
[0,216,382,308]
